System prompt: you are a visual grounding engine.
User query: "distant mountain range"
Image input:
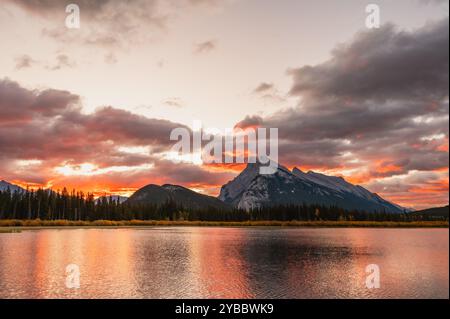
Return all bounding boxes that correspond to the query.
[2,162,441,214]
[409,206,449,219]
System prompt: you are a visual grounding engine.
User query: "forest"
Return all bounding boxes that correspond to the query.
[0,188,445,222]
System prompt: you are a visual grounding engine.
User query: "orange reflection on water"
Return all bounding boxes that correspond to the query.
[0,229,135,298]
[0,228,448,299]
[188,227,253,298]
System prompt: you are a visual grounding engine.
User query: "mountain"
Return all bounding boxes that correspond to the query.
[409,206,449,219]
[127,184,231,211]
[0,180,24,193]
[219,163,405,213]
[95,195,128,204]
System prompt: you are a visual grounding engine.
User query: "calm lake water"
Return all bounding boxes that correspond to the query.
[0,227,448,299]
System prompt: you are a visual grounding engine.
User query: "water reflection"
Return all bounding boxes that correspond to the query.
[0,228,448,299]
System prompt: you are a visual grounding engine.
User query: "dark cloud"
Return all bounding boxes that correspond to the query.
[0,79,80,124]
[83,106,186,146]
[240,18,449,196]
[288,19,448,101]
[0,78,191,178]
[0,77,235,194]
[234,115,263,129]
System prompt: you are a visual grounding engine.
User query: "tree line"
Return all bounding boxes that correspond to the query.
[0,188,445,222]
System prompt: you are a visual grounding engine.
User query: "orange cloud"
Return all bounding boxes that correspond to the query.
[437,138,449,152]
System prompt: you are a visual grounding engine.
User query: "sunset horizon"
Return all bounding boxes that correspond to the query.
[2,159,448,211]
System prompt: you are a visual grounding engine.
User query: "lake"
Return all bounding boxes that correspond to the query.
[0,227,448,299]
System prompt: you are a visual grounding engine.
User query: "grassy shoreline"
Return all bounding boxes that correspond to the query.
[0,219,448,231]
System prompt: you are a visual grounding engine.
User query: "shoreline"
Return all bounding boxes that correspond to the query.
[0,219,448,232]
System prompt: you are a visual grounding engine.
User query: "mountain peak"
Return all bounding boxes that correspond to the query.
[219,162,405,213]
[127,183,230,211]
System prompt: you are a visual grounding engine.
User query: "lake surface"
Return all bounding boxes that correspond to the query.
[0,227,448,299]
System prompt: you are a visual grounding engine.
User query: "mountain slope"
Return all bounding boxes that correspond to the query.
[0,180,24,193]
[409,206,449,219]
[219,163,405,213]
[127,184,231,211]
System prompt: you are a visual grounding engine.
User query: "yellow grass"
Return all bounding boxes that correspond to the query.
[0,219,448,229]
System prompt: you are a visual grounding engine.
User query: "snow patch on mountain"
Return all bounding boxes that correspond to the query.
[292,168,373,199]
[219,164,406,213]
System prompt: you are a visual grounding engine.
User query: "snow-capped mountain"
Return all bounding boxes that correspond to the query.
[219,163,405,213]
[0,180,24,193]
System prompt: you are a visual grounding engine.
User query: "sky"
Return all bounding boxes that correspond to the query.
[0,0,448,209]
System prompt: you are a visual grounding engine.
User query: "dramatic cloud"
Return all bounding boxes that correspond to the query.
[239,18,449,209]
[366,170,449,208]
[0,79,80,124]
[0,78,234,194]
[234,115,263,130]
[288,19,448,101]
[0,78,177,163]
